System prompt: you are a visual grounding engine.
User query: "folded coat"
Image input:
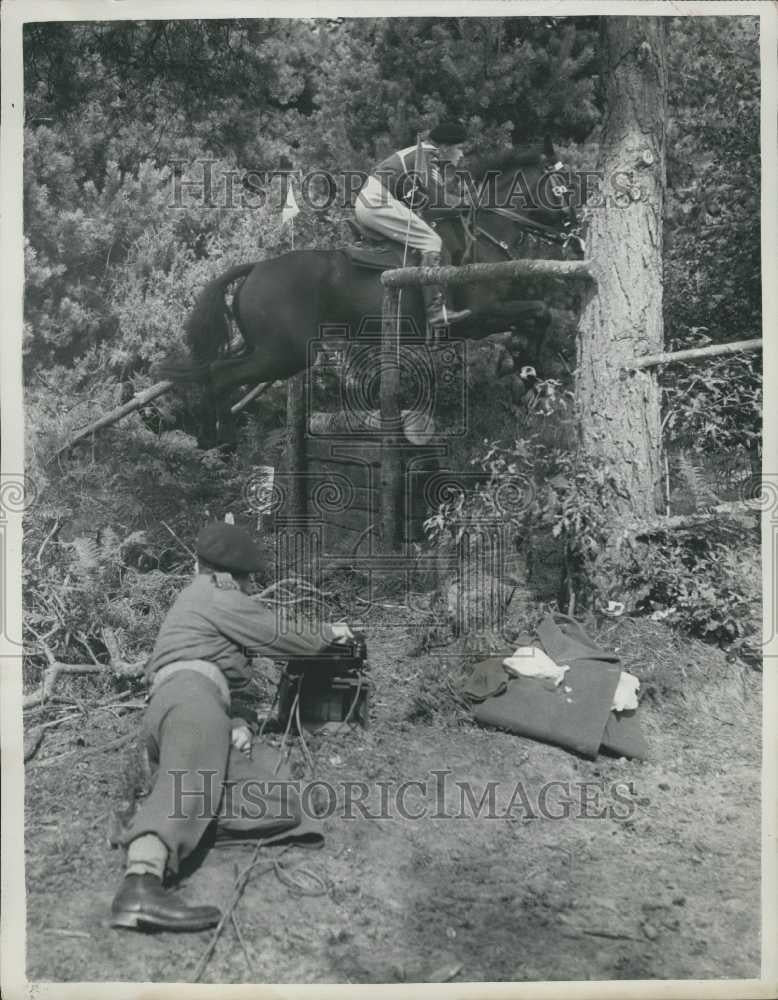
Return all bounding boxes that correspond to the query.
[470,614,648,760]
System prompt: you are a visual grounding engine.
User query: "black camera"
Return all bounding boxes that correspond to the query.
[278,631,370,729]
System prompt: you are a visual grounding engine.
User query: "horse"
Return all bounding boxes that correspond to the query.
[158,138,583,444]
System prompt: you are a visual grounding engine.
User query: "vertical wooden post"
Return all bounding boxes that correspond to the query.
[285,371,307,522]
[380,286,403,549]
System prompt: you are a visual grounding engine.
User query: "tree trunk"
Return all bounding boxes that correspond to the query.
[576,16,667,522]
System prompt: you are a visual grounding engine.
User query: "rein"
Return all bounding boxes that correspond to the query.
[454,206,575,266]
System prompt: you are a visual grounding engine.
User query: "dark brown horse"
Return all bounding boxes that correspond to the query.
[159,140,582,442]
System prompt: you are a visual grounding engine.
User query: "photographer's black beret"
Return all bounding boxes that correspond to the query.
[196,523,264,574]
[429,121,468,145]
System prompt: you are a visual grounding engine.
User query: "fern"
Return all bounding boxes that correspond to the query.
[71,535,100,575]
[98,526,121,562]
[676,450,720,511]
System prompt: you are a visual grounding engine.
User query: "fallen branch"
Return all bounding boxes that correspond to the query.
[626,501,760,538]
[626,337,762,370]
[23,659,102,709]
[48,380,174,463]
[100,627,148,678]
[23,632,147,708]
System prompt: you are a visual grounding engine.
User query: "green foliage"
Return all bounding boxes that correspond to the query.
[424,398,761,660]
[621,521,761,664]
[665,17,760,344]
[661,349,762,460]
[23,375,267,683]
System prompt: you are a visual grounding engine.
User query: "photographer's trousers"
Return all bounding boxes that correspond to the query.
[118,670,315,875]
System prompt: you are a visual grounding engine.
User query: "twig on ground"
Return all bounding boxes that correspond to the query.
[354,596,408,610]
[581,928,641,941]
[24,709,84,760]
[230,911,256,974]
[192,843,291,983]
[256,577,330,600]
[31,731,135,769]
[36,519,61,564]
[74,631,102,665]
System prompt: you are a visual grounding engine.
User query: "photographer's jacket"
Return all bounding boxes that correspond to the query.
[146,574,337,693]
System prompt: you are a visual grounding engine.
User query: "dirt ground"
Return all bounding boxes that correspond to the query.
[24,616,761,984]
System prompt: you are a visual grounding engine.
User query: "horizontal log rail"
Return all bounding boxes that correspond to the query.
[380,258,595,289]
[626,338,762,370]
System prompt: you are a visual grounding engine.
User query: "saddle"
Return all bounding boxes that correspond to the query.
[342,219,409,270]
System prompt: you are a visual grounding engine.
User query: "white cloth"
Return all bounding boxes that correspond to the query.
[612,671,640,712]
[502,646,570,687]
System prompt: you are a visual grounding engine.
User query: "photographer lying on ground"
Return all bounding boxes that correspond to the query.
[110,522,353,933]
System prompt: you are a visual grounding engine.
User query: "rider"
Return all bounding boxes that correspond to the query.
[355,120,471,331]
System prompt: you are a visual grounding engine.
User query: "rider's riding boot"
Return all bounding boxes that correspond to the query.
[419,251,470,332]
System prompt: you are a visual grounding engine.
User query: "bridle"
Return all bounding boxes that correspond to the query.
[431,161,585,264]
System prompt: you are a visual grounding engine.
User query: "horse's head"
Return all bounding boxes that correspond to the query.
[442,137,583,263]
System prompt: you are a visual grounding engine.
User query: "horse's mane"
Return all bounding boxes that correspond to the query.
[468,145,545,181]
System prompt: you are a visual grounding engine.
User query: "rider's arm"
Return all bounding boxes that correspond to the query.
[213,587,340,658]
[421,147,470,210]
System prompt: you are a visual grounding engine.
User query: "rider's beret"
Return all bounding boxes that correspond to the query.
[429,121,468,145]
[196,523,265,573]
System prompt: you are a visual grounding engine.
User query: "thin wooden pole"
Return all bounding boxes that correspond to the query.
[285,372,307,522]
[230,381,273,414]
[380,286,403,550]
[626,338,762,370]
[49,380,173,463]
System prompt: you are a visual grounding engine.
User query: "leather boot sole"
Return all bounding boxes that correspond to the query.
[111,908,221,932]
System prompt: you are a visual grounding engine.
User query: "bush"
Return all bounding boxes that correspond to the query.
[621,519,761,664]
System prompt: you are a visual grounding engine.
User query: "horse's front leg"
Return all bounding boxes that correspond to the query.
[454,299,551,354]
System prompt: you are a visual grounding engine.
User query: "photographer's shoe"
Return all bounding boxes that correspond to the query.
[110,874,221,932]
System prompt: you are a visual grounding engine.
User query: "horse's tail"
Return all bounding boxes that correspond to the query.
[184,263,256,363]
